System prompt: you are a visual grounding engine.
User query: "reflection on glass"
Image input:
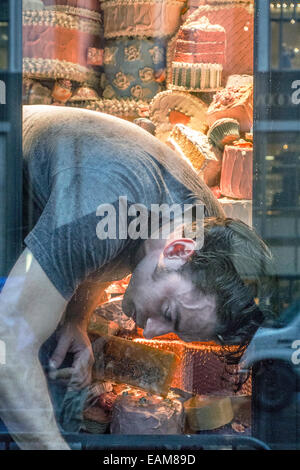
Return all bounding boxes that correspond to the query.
[282,21,300,68]
[0,22,8,70]
[270,1,300,70]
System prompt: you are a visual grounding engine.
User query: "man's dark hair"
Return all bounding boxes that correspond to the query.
[181,217,276,366]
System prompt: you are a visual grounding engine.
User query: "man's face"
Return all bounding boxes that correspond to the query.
[122,240,218,342]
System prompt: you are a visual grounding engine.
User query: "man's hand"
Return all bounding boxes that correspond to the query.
[49,323,94,389]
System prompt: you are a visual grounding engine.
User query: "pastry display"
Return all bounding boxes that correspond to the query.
[207,118,240,149]
[220,141,253,200]
[100,0,184,39]
[184,395,234,431]
[92,336,178,396]
[102,38,166,101]
[206,84,253,132]
[24,1,256,437]
[149,90,208,142]
[110,388,185,435]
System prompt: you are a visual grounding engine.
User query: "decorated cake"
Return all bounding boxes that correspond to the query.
[100,0,184,39]
[22,8,102,84]
[220,141,253,200]
[170,16,224,92]
[181,2,254,78]
[92,336,178,396]
[206,84,253,132]
[184,395,234,431]
[174,16,226,65]
[102,38,166,101]
[110,388,185,434]
[207,118,240,150]
[149,90,208,142]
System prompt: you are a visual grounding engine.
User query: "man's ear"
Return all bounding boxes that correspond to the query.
[163,238,196,261]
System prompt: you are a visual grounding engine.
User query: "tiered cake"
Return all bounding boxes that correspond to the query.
[23,0,102,85]
[171,16,225,92]
[182,1,254,79]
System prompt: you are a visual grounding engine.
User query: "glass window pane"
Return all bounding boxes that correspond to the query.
[2,0,300,452]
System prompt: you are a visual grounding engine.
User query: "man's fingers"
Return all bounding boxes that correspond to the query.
[48,367,74,381]
[68,348,94,389]
[49,334,71,369]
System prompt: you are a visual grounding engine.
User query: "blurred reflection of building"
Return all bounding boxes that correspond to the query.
[0,0,22,279]
[255,0,300,312]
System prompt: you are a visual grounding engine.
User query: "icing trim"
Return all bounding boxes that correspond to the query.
[44,5,102,22]
[23,10,102,35]
[68,98,149,118]
[186,3,254,16]
[101,0,184,38]
[23,57,99,85]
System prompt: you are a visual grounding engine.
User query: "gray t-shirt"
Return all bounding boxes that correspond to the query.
[22,105,224,300]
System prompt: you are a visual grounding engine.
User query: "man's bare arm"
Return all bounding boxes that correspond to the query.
[49,279,111,388]
[0,248,69,450]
